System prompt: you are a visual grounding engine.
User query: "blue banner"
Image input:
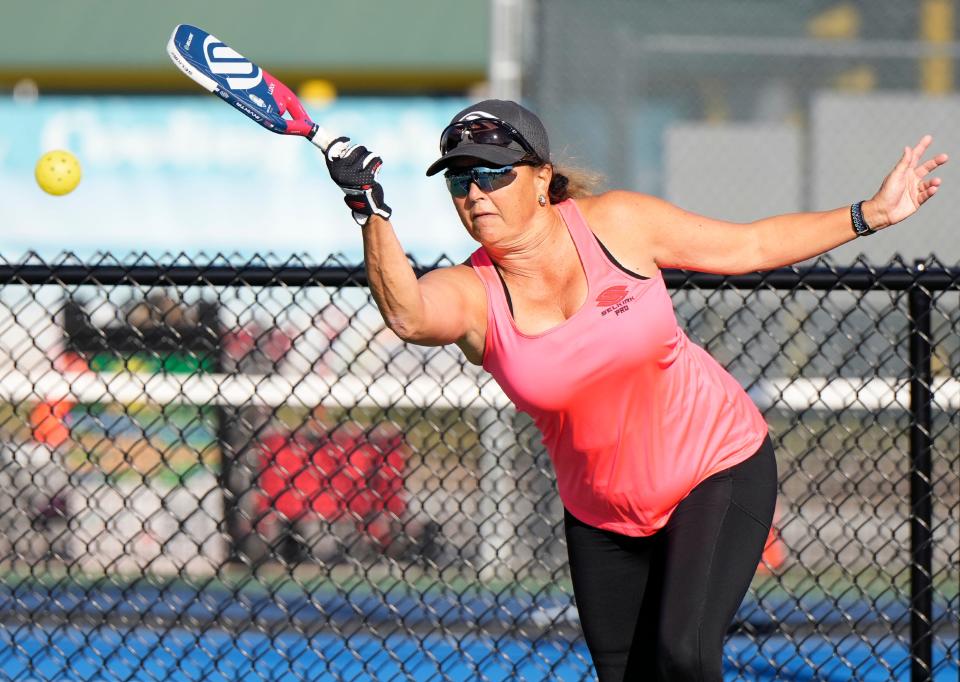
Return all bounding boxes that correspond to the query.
[0,96,474,261]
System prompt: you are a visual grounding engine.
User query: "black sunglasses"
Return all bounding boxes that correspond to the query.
[444,165,518,198]
[439,117,539,159]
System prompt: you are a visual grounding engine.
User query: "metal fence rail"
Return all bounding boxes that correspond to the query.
[0,253,956,681]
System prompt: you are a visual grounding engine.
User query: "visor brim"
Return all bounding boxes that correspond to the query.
[425,144,527,177]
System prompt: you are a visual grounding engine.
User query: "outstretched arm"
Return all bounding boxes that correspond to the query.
[325,140,484,358]
[614,135,948,274]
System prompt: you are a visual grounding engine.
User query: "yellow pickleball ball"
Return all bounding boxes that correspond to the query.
[299,79,337,107]
[35,150,82,196]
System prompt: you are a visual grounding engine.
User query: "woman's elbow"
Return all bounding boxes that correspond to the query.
[385,316,447,346]
[744,229,778,273]
[384,315,420,342]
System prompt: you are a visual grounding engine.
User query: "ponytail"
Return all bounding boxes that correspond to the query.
[546,164,603,204]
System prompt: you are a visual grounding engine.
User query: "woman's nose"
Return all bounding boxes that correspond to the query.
[466,179,486,200]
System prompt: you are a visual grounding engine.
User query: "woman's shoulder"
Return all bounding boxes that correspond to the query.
[572,192,663,276]
[425,259,487,289]
[574,190,667,236]
[575,190,665,214]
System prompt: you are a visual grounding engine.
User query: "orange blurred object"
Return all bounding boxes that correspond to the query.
[30,398,75,448]
[757,505,786,573]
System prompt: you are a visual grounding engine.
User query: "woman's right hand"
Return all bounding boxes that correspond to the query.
[325,137,392,225]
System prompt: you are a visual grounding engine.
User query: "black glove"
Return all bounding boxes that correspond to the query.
[324,137,392,225]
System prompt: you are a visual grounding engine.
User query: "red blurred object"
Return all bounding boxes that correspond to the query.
[53,351,89,374]
[255,424,407,543]
[222,323,294,371]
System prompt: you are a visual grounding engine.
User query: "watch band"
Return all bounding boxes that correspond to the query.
[850,201,876,237]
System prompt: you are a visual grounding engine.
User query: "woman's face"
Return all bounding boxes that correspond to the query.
[446,161,552,244]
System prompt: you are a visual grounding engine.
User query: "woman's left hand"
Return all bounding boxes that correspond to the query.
[867,135,948,229]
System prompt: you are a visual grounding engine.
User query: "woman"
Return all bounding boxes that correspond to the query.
[323,100,947,681]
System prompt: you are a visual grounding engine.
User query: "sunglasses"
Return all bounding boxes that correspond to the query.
[439,117,539,159]
[444,165,518,198]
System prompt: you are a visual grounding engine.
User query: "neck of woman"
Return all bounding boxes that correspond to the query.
[485,208,572,283]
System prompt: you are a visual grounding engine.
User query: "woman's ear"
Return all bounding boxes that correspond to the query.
[535,163,554,194]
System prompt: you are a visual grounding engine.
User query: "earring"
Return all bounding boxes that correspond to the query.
[538,194,547,206]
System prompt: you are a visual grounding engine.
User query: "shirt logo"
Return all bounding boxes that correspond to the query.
[596,286,629,307]
[597,285,635,317]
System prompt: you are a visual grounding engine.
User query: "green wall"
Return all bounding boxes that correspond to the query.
[0,1,489,92]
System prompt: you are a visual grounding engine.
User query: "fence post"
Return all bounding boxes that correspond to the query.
[908,261,934,682]
[476,407,519,582]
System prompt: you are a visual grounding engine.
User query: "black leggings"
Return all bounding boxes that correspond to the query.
[564,435,777,682]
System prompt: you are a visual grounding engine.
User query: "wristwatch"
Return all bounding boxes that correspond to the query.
[850,201,876,237]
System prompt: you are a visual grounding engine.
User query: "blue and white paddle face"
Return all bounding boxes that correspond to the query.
[197,31,264,93]
[167,24,312,138]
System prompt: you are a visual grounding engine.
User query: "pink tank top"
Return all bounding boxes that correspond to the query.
[470,199,768,536]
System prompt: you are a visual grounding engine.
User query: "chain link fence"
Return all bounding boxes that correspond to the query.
[0,252,955,681]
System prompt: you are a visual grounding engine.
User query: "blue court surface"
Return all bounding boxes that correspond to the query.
[1,581,955,680]
[1,624,956,681]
